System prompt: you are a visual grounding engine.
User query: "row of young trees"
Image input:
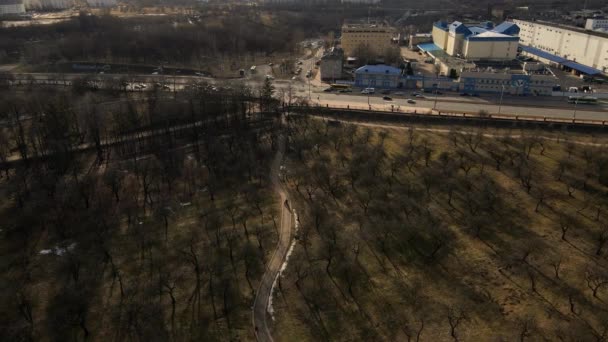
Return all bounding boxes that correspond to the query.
[274,115,608,341]
[0,86,282,340]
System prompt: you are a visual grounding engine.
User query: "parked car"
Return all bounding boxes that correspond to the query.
[381,89,391,95]
[383,96,392,101]
[460,93,470,96]
[407,99,416,104]
[411,92,421,96]
[323,87,334,92]
[339,89,352,93]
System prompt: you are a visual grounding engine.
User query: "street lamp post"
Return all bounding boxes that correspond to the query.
[498,85,505,115]
[308,76,311,101]
[433,84,439,111]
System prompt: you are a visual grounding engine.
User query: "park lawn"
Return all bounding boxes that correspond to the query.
[273,117,608,341]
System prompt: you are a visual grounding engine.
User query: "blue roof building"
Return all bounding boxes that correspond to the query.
[354,65,404,89]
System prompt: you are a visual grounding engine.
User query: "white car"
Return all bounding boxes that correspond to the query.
[265,75,274,80]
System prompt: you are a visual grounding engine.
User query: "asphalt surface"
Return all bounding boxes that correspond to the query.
[310,91,608,121]
[252,114,293,342]
[5,71,608,121]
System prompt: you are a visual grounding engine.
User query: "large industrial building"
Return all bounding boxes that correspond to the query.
[0,0,25,16]
[86,0,115,7]
[23,0,73,10]
[430,21,520,60]
[514,19,608,75]
[585,18,608,33]
[340,21,397,56]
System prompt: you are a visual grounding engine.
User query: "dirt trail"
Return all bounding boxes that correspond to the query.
[252,115,293,342]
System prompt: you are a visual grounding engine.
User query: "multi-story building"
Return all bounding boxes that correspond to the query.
[431,21,520,60]
[514,19,608,75]
[23,0,73,10]
[340,22,397,56]
[86,0,115,7]
[585,18,608,33]
[0,0,25,16]
[320,47,344,82]
[341,0,380,3]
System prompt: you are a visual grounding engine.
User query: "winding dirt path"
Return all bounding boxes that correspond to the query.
[252,115,293,342]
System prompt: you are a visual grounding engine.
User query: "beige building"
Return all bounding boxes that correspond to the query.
[431,21,520,60]
[0,0,25,15]
[320,47,344,81]
[24,0,73,10]
[514,19,608,74]
[340,22,396,56]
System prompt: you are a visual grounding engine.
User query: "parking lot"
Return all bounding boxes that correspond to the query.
[551,67,608,93]
[401,47,437,77]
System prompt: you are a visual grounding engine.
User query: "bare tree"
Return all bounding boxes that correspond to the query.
[586,266,608,298]
[447,306,467,342]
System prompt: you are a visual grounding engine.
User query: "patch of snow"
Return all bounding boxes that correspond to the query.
[180,202,191,207]
[39,242,77,256]
[268,209,299,321]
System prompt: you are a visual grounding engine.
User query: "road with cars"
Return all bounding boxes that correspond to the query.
[311,89,608,121]
[3,70,607,121]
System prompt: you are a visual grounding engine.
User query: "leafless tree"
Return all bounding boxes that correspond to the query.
[447,306,467,342]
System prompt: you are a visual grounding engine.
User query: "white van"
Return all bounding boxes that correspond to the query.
[361,87,375,94]
[568,86,578,93]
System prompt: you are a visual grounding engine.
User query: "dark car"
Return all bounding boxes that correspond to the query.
[407,99,416,104]
[339,89,352,93]
[383,96,392,101]
[323,87,334,92]
[460,93,470,96]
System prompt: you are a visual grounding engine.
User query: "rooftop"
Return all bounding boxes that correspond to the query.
[433,20,520,40]
[355,64,402,76]
[519,44,603,75]
[474,31,512,38]
[514,19,608,39]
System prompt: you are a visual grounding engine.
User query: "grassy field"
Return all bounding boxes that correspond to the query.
[273,117,608,341]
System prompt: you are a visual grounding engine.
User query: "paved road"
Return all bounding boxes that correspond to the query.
[6,71,608,120]
[252,114,293,342]
[312,92,608,121]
